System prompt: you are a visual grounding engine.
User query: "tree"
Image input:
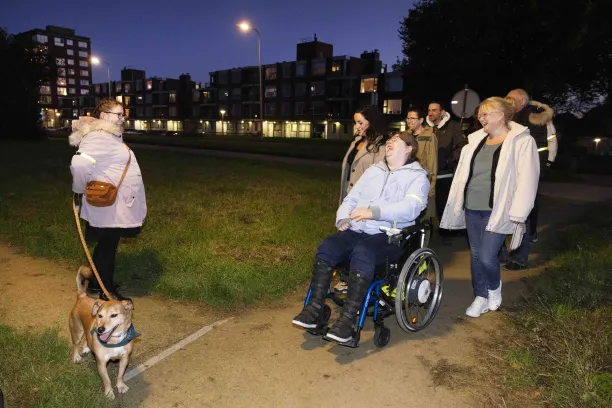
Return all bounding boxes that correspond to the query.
[0,28,49,139]
[397,0,612,112]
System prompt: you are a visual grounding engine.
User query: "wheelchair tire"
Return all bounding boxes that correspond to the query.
[373,325,391,348]
[395,248,443,333]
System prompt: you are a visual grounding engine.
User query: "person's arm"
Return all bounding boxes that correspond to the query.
[70,141,97,194]
[509,137,540,223]
[451,122,467,163]
[370,173,429,223]
[336,167,374,227]
[546,121,558,166]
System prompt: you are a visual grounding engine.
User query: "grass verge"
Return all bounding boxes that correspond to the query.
[0,324,112,408]
[0,139,338,309]
[481,206,612,407]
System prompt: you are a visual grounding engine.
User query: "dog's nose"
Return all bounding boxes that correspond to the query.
[97,326,105,334]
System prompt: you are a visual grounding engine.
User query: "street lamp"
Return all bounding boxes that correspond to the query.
[91,56,111,99]
[220,109,226,135]
[238,21,263,134]
[594,137,601,154]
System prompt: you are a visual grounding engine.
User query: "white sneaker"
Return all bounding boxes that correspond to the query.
[466,296,489,318]
[488,281,502,311]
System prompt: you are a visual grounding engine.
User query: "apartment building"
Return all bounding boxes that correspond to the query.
[18,26,92,129]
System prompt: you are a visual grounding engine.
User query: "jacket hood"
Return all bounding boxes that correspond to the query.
[373,159,427,174]
[467,121,529,145]
[69,119,122,147]
[426,111,451,128]
[527,100,554,126]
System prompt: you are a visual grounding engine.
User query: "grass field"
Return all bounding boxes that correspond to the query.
[0,139,338,309]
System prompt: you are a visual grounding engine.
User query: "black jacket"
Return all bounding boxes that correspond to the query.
[426,112,467,175]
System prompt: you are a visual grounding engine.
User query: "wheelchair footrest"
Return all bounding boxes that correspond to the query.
[306,325,329,336]
[323,331,361,348]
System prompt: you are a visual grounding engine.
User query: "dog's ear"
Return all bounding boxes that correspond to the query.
[122,299,134,313]
[91,301,102,317]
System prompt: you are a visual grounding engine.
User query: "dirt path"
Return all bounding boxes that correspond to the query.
[1,187,609,407]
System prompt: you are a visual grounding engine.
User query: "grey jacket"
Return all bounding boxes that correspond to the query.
[339,135,386,205]
[69,119,147,228]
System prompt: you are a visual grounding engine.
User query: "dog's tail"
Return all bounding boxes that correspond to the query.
[76,265,93,298]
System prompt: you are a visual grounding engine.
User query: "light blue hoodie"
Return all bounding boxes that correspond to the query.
[336,160,429,235]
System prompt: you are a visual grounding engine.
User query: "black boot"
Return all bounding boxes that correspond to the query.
[292,259,333,330]
[325,270,372,344]
[100,288,132,302]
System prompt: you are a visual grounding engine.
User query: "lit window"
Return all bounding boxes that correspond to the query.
[115,83,122,92]
[383,99,402,115]
[68,78,75,85]
[69,88,76,94]
[115,95,123,103]
[80,70,88,77]
[79,51,88,58]
[80,89,89,95]
[35,34,48,44]
[54,37,65,47]
[79,60,89,67]
[169,93,177,103]
[67,59,74,65]
[265,67,277,80]
[56,58,66,66]
[40,86,51,95]
[57,78,67,86]
[311,82,325,96]
[67,39,74,46]
[124,108,130,117]
[124,83,131,93]
[68,68,75,75]
[124,96,131,106]
[265,86,277,98]
[78,41,88,48]
[73,109,78,117]
[360,78,378,93]
[67,49,74,56]
[39,95,52,104]
[146,80,152,90]
[332,62,341,72]
[80,79,89,86]
[57,68,66,76]
[58,87,67,96]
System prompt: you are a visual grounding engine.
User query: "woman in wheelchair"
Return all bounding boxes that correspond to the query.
[292,132,429,345]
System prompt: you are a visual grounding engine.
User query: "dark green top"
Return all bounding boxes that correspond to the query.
[466,143,502,211]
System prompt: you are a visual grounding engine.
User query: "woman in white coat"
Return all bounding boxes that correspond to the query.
[69,99,147,301]
[440,97,539,317]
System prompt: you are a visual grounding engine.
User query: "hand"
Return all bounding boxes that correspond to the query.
[546,160,553,168]
[338,222,350,231]
[349,208,372,222]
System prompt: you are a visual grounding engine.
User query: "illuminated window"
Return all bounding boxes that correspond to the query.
[332,62,342,72]
[58,87,67,96]
[311,82,325,96]
[360,78,378,93]
[57,78,66,86]
[58,68,66,76]
[40,86,51,94]
[67,49,74,56]
[124,83,131,93]
[80,89,89,95]
[169,93,177,103]
[68,68,75,75]
[146,80,152,90]
[79,51,88,58]
[56,58,65,66]
[265,67,277,80]
[115,83,122,92]
[80,70,88,77]
[115,95,123,103]
[39,95,52,104]
[383,99,402,115]
[80,79,89,86]
[79,60,89,67]
[78,41,88,48]
[68,59,74,65]
[124,109,130,117]
[35,34,48,43]
[68,78,75,85]
[124,96,131,106]
[265,86,277,98]
[67,39,73,46]
[69,88,76,94]
[54,37,65,47]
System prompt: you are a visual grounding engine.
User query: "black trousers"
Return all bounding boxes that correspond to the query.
[528,194,539,237]
[436,176,454,234]
[85,225,140,291]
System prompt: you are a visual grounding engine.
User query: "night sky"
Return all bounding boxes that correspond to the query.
[1,0,415,84]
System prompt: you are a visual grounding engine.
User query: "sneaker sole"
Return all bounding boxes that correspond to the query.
[465,308,489,318]
[291,319,317,329]
[324,332,351,343]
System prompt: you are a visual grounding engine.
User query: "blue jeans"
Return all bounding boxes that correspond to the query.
[465,209,506,298]
[316,230,402,279]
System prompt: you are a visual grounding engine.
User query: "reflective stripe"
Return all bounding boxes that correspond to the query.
[547,134,556,140]
[537,147,548,152]
[406,193,424,205]
[437,173,453,179]
[78,152,96,164]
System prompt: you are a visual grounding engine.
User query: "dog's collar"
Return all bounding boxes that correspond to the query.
[91,324,141,348]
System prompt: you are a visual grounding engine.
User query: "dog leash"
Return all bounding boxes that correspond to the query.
[72,194,113,300]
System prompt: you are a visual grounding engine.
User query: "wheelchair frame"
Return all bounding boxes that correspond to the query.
[303,221,444,348]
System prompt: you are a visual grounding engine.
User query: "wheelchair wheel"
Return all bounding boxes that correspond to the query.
[395,248,443,333]
[373,324,391,348]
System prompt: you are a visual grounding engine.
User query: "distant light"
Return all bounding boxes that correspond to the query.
[451,100,458,105]
[238,22,251,31]
[91,56,100,65]
[594,138,601,143]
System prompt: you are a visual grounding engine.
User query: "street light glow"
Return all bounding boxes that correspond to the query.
[91,56,100,65]
[238,22,251,31]
[594,138,601,143]
[220,109,226,115]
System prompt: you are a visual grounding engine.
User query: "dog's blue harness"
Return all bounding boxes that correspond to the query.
[90,324,141,348]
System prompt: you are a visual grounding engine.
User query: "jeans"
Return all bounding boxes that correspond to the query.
[316,230,402,279]
[465,209,506,298]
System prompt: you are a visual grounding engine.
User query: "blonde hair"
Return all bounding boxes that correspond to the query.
[92,99,124,119]
[479,97,514,126]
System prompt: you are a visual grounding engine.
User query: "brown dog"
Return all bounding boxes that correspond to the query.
[69,266,137,399]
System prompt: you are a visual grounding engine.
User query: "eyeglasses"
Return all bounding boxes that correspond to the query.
[104,111,126,118]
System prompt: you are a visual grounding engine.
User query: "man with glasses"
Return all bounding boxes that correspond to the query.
[406,107,438,221]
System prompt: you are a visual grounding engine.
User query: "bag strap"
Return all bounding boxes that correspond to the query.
[116,143,132,189]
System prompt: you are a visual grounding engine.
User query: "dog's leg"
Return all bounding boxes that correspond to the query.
[96,359,115,399]
[82,344,91,355]
[116,354,131,394]
[69,316,84,363]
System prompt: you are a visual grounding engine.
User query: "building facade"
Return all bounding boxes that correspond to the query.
[18,26,92,129]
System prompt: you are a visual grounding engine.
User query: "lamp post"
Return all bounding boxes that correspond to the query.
[220,109,226,135]
[91,56,111,99]
[238,22,263,134]
[595,137,601,154]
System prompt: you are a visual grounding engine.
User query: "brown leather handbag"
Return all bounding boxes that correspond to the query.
[85,144,131,207]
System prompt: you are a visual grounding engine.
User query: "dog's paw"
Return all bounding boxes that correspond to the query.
[72,354,82,363]
[105,388,115,400]
[117,382,130,394]
[82,345,91,354]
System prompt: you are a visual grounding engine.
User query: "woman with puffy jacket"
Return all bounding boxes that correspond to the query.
[69,99,147,301]
[440,97,539,318]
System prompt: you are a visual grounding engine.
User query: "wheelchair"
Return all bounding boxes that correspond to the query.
[302,221,443,348]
